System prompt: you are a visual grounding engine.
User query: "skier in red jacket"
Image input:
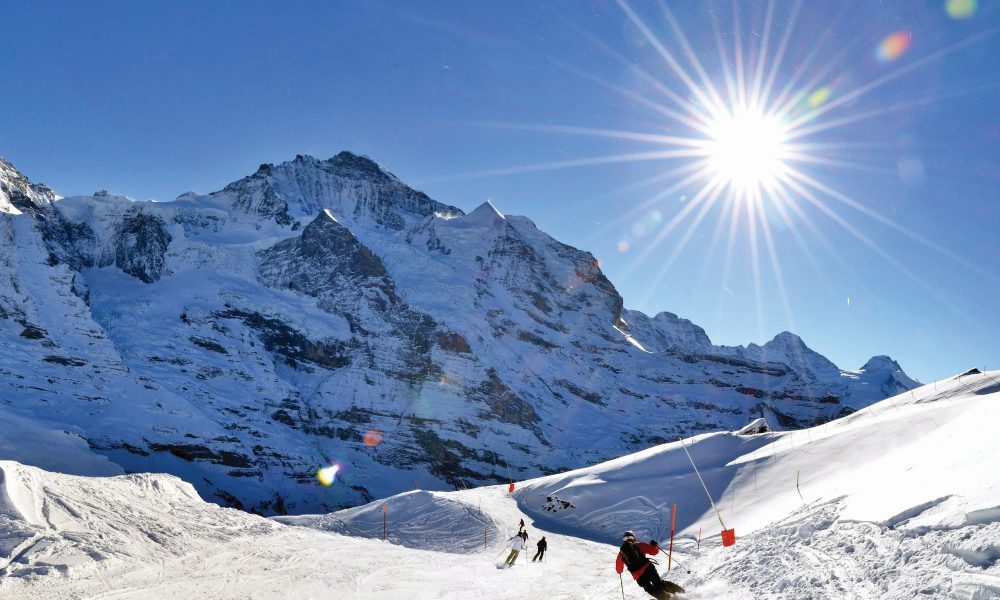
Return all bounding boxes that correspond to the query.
[615,530,685,599]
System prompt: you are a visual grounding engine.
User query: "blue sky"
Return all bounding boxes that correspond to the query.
[2,1,998,382]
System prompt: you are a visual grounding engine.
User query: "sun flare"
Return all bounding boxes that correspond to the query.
[705,108,789,196]
[468,0,997,313]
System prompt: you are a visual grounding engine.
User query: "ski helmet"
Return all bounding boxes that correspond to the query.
[622,530,636,541]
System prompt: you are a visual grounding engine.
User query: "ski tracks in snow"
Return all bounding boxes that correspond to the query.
[699,497,1000,599]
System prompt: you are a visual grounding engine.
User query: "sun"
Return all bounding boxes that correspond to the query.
[704,107,790,197]
[461,0,995,309]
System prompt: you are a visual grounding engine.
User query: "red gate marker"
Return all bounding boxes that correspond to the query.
[721,528,736,547]
[508,482,515,493]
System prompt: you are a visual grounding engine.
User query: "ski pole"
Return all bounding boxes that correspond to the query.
[619,573,626,600]
[669,555,692,574]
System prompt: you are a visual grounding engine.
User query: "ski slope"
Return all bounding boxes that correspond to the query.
[2,371,998,599]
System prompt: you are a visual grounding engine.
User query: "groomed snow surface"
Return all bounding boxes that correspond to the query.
[2,371,999,599]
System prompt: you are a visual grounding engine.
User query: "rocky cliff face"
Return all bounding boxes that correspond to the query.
[112,211,172,283]
[0,153,920,514]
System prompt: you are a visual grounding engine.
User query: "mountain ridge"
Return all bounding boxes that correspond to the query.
[0,153,919,514]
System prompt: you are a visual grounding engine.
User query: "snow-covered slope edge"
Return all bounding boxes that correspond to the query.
[1,371,997,599]
[315,368,1000,597]
[508,369,1000,598]
[513,369,998,539]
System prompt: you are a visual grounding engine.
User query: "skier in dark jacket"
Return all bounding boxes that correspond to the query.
[532,536,547,562]
[615,530,685,599]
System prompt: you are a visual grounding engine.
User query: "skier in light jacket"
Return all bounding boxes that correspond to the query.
[504,531,527,566]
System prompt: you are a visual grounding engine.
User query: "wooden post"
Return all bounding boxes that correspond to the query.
[383,504,387,541]
[668,503,677,571]
[697,527,702,551]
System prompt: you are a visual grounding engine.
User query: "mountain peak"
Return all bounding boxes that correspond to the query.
[861,355,903,373]
[466,200,505,225]
[766,331,805,349]
[218,150,459,230]
[0,157,56,214]
[622,309,713,352]
[434,200,505,231]
[739,330,839,379]
[851,355,920,401]
[325,151,399,183]
[246,152,395,185]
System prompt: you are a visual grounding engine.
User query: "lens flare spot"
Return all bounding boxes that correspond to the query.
[876,31,913,63]
[630,222,647,237]
[897,157,925,187]
[317,464,340,486]
[618,241,630,253]
[807,87,832,108]
[363,428,384,447]
[945,0,977,19]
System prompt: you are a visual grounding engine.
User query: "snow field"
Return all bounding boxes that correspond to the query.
[1,371,998,598]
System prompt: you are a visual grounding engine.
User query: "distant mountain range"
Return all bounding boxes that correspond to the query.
[0,153,918,514]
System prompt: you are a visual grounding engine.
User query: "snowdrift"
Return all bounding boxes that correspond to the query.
[0,460,283,579]
[276,489,500,553]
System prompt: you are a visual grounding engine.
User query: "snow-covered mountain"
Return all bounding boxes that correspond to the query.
[0,153,919,514]
[1,371,996,599]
